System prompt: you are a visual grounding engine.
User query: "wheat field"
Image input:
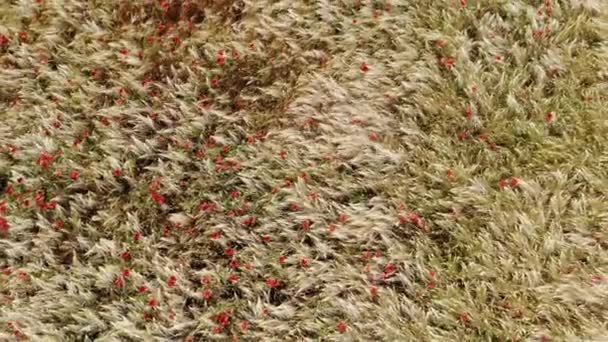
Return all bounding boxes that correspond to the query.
[1,0,607,341]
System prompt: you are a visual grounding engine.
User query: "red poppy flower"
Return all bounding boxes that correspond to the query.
[441,57,455,69]
[211,77,219,88]
[113,276,125,287]
[120,250,130,261]
[229,259,239,269]
[53,220,65,229]
[266,278,281,288]
[150,191,165,205]
[193,148,206,160]
[243,216,256,226]
[464,107,473,119]
[199,201,217,212]
[217,311,230,326]
[37,152,54,169]
[137,285,148,293]
[228,274,238,283]
[336,321,347,333]
[509,177,520,187]
[70,170,80,181]
[0,216,9,233]
[202,288,212,300]
[224,248,235,256]
[383,263,396,278]
[167,275,177,288]
[409,213,421,226]
[458,312,470,323]
[301,219,312,231]
[148,297,158,308]
[360,62,369,72]
[119,47,128,55]
[368,132,378,141]
[112,169,122,177]
[240,320,249,331]
[0,34,10,46]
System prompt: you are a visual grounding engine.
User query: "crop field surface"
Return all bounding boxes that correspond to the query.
[0,0,607,341]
